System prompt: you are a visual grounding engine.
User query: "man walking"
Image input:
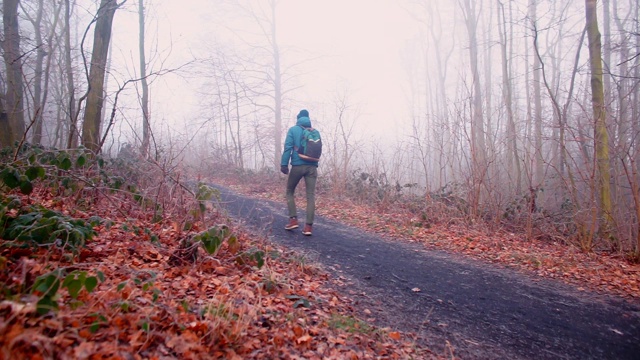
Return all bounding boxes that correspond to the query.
[280,109,319,236]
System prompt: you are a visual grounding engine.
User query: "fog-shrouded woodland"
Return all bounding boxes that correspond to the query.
[2,0,640,258]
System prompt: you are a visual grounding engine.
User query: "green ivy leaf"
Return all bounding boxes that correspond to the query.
[36,296,59,315]
[0,169,20,189]
[34,273,60,297]
[85,276,98,293]
[19,180,33,195]
[293,298,311,308]
[196,184,218,201]
[254,251,265,269]
[76,155,87,167]
[286,295,311,308]
[90,322,100,333]
[25,166,45,180]
[66,279,82,299]
[89,313,107,333]
[199,230,224,255]
[61,158,72,170]
[61,177,72,189]
[62,274,75,287]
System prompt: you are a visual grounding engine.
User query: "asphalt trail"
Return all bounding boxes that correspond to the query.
[212,184,640,359]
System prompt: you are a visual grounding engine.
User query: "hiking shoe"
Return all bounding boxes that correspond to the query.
[302,224,312,236]
[285,217,299,230]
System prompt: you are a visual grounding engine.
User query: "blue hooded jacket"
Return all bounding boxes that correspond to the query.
[281,116,319,167]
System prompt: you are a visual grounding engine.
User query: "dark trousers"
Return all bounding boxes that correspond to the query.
[286,165,317,225]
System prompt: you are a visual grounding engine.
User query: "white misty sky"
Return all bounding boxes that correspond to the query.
[110,0,421,141]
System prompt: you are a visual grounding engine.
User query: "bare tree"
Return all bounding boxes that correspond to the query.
[406,0,456,190]
[219,0,308,169]
[498,0,522,195]
[2,0,26,147]
[585,0,614,238]
[25,0,46,144]
[198,45,256,168]
[460,0,488,218]
[269,1,282,169]
[326,85,360,194]
[22,0,63,146]
[529,0,544,190]
[138,0,150,158]
[81,0,121,154]
[65,0,79,148]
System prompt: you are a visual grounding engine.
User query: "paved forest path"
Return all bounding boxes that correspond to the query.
[212,184,640,359]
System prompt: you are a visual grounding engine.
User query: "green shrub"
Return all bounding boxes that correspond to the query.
[32,269,104,315]
[1,200,97,251]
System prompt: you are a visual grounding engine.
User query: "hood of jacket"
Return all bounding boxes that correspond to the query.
[296,116,311,128]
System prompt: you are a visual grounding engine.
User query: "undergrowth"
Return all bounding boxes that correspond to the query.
[0,143,234,317]
[0,144,428,359]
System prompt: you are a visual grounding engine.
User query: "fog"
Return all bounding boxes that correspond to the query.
[108,0,419,143]
[2,0,640,252]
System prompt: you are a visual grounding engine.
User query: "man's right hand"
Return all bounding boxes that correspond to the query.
[280,165,289,175]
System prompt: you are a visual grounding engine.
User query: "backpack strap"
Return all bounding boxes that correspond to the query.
[293,125,305,152]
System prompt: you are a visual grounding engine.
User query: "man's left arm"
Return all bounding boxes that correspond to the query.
[281,129,294,166]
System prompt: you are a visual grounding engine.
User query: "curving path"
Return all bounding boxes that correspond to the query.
[212,184,640,359]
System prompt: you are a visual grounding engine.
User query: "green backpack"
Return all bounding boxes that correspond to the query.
[297,126,322,162]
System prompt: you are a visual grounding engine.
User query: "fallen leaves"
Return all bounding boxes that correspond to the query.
[210,172,640,300]
[296,334,313,344]
[0,188,428,360]
[317,195,640,299]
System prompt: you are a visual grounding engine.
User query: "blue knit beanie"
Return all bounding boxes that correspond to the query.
[297,109,309,119]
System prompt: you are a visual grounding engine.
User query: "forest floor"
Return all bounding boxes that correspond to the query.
[0,187,433,359]
[2,168,640,359]
[213,172,640,300]
[206,171,640,359]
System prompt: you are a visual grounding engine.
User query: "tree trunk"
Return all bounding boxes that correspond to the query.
[30,0,63,147]
[634,0,640,202]
[585,0,614,238]
[498,1,521,194]
[425,2,454,189]
[530,0,544,189]
[65,0,78,149]
[483,3,494,162]
[81,0,118,154]
[461,0,487,217]
[271,1,282,169]
[139,0,150,158]
[0,104,9,148]
[31,0,46,145]
[602,0,612,121]
[612,0,630,152]
[2,0,26,147]
[233,80,244,168]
